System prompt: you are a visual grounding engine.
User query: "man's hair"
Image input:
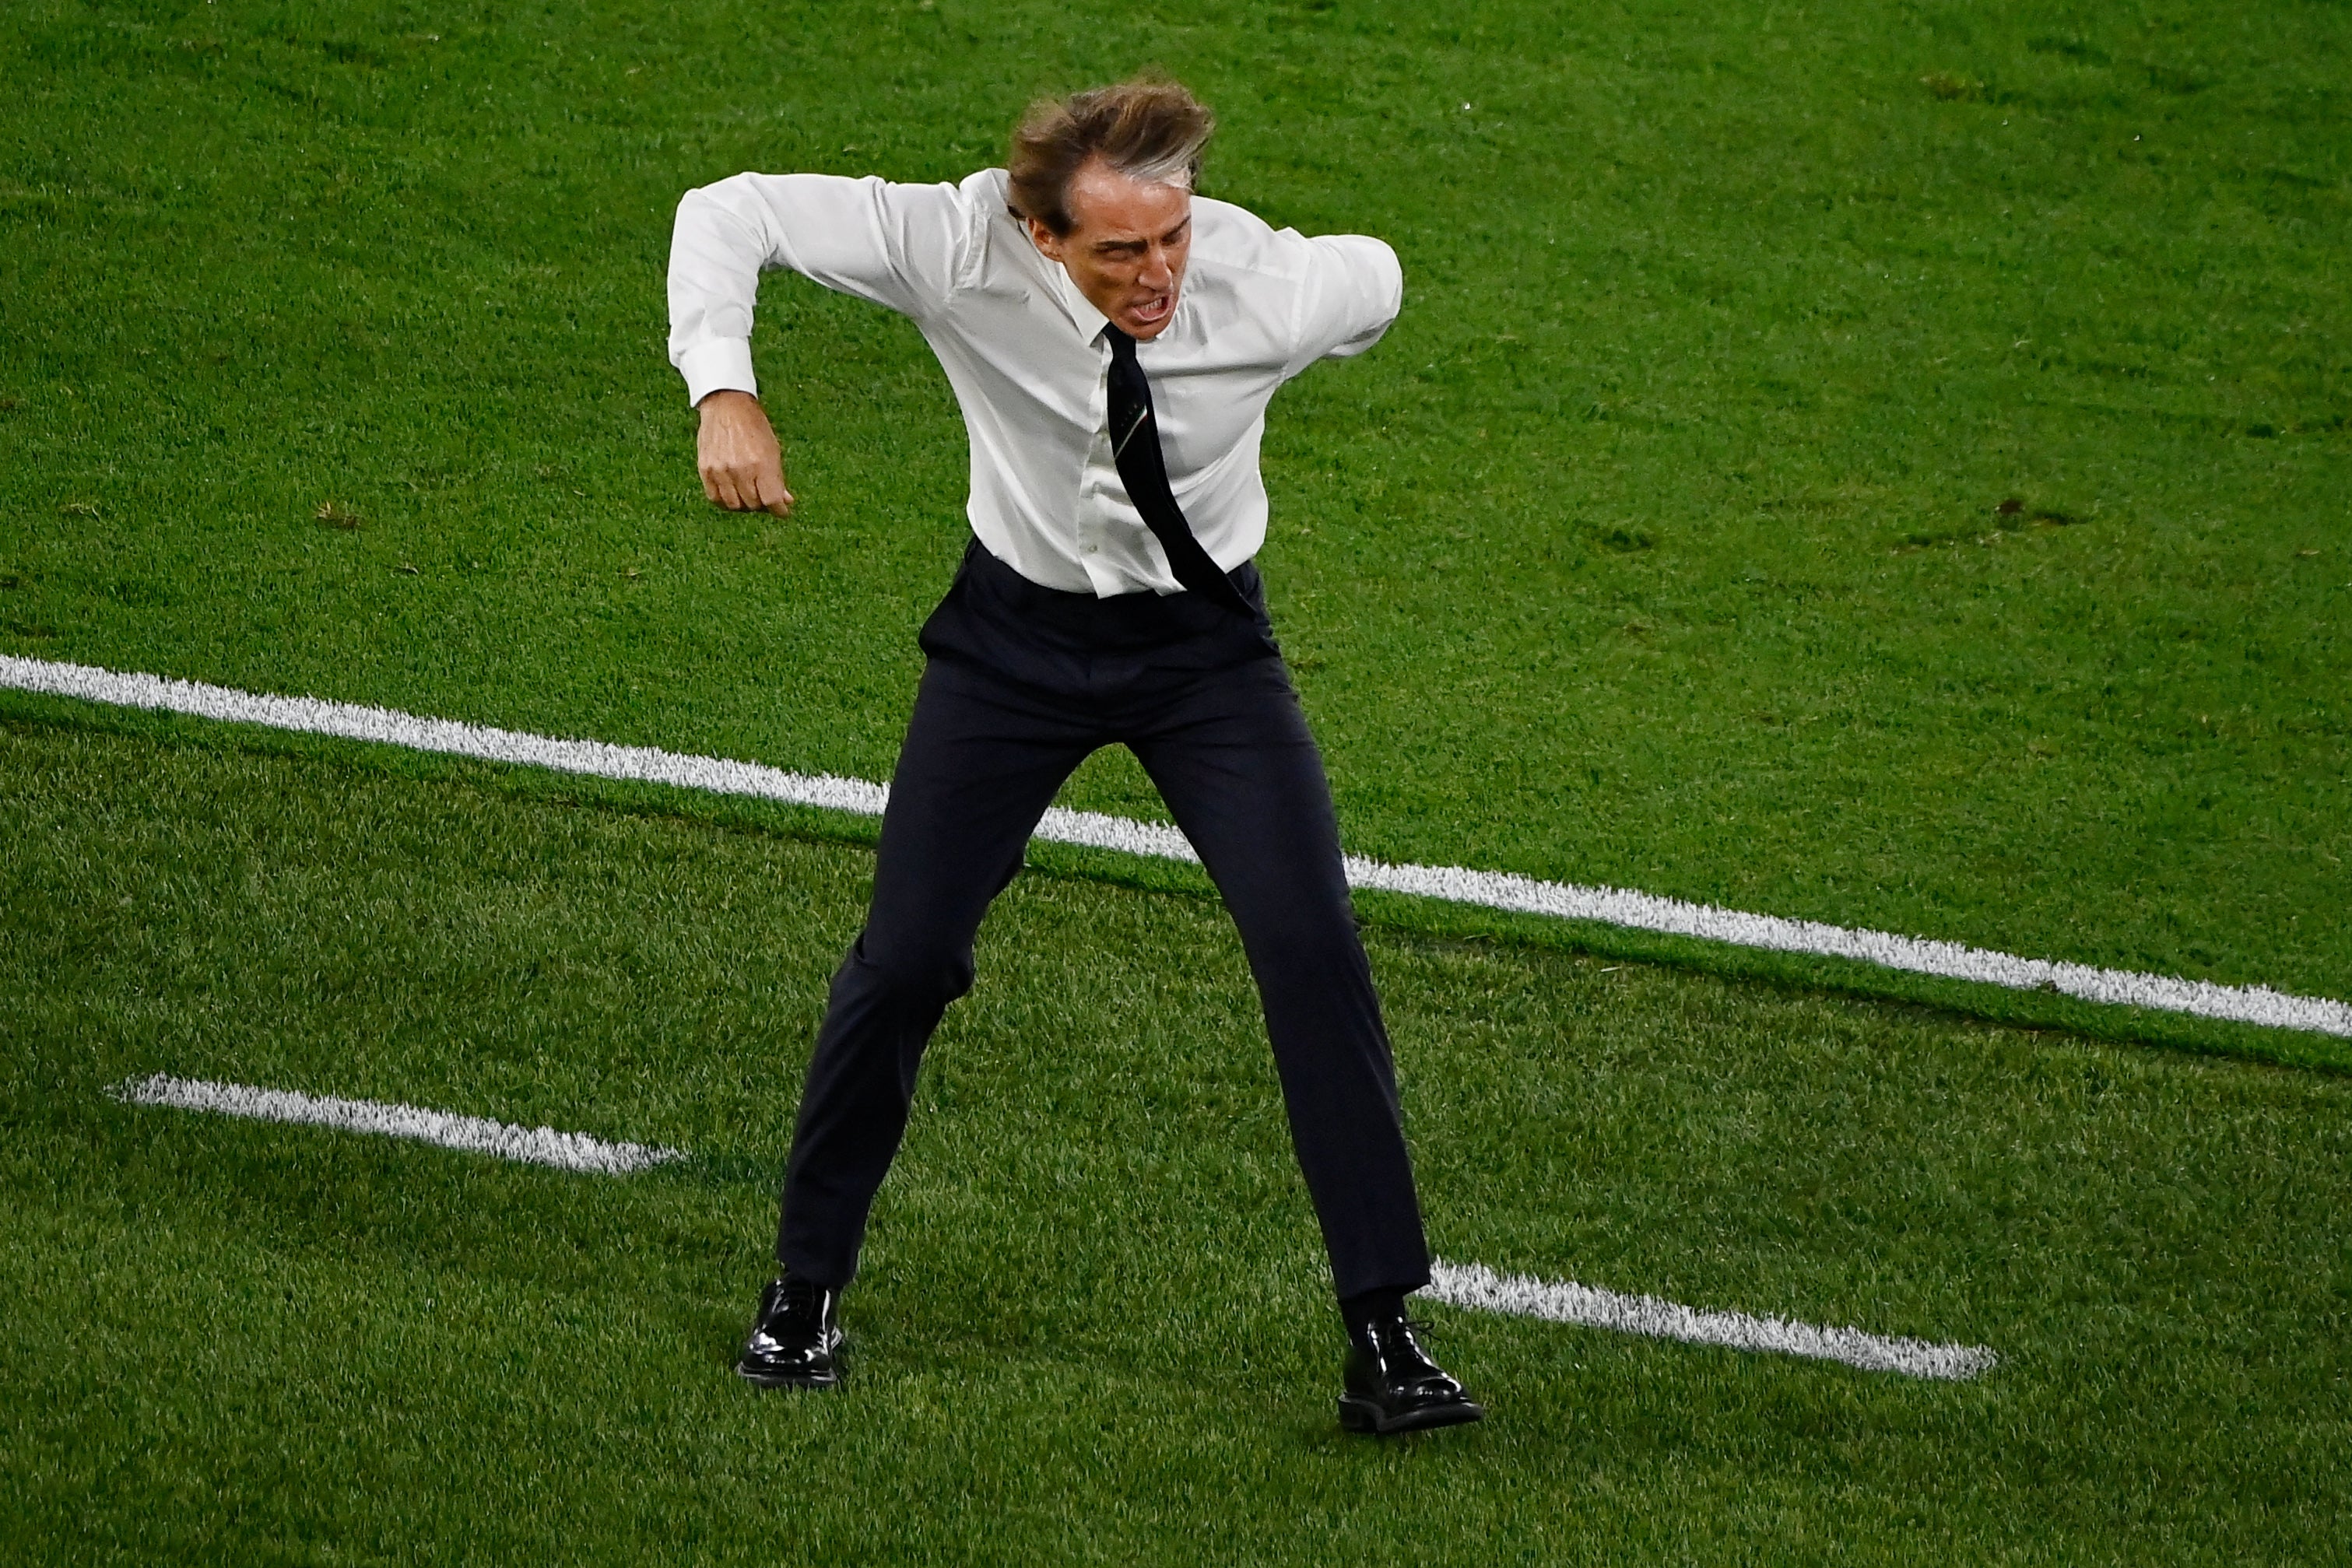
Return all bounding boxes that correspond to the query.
[1006,77,1215,237]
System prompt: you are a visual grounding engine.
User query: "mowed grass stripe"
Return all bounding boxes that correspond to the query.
[9,651,2347,1040]
[8,718,2348,1561]
[106,1068,1996,1380]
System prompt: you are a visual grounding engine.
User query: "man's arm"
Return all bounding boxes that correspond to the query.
[668,173,971,513]
[1284,233,1406,379]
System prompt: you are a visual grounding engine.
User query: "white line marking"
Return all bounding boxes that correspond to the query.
[2,654,890,818]
[101,1068,1999,1375]
[112,1073,684,1175]
[100,1077,1994,1380]
[9,652,2347,1040]
[1424,1259,1999,1381]
[1336,859,2352,1037]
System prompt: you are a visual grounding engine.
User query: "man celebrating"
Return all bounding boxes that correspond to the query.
[668,78,1480,1435]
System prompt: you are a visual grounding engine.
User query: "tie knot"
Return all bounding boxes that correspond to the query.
[1104,324,1139,363]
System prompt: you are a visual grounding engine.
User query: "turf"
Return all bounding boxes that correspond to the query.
[5,717,2349,1563]
[6,2,2351,1559]
[4,0,2347,1041]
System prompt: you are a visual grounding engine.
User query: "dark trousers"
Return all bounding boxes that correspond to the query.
[775,541,1432,1303]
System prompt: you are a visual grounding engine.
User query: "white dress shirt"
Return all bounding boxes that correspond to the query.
[668,167,1402,598]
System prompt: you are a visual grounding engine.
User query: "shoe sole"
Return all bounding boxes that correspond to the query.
[1337,1394,1486,1436]
[735,1359,842,1391]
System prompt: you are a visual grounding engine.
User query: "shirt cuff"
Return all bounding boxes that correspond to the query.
[676,339,758,407]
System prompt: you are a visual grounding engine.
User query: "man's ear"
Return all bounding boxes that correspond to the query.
[1026,215,1064,263]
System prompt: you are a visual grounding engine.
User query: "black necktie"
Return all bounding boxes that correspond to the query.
[1104,326,1257,617]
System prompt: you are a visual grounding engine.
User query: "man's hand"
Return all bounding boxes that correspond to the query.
[697,390,795,516]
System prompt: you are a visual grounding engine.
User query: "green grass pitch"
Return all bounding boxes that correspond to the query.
[4,0,2349,1559]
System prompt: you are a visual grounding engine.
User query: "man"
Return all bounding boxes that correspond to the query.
[668,78,1480,1435]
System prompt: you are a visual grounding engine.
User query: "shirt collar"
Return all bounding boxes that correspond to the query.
[1046,259,1112,346]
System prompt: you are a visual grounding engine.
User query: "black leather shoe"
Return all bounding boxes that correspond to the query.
[735,1275,844,1390]
[1338,1316,1484,1435]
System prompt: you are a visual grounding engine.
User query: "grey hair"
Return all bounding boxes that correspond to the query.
[1006,79,1215,236]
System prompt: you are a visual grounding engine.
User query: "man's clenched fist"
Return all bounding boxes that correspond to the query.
[697,390,795,516]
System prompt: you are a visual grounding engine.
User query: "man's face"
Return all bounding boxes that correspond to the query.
[1029,158,1192,340]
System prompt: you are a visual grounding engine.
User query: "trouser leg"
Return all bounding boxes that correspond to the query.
[1129,658,1432,1301]
[776,658,1090,1287]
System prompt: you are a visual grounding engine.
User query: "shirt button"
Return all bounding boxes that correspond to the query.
[1083,543,1100,555]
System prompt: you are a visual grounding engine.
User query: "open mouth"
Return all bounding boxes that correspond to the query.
[1129,292,1174,326]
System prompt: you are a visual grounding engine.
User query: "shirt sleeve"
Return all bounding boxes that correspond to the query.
[666,173,971,405]
[1286,233,1405,377]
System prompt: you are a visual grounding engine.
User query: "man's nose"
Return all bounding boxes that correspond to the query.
[1139,244,1174,289]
